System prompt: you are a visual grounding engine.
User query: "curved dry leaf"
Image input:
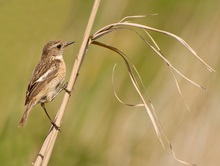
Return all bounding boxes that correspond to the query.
[88,16,214,165]
[112,63,144,107]
[91,40,196,166]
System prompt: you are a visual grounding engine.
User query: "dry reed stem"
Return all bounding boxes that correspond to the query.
[32,6,214,166]
[33,0,100,165]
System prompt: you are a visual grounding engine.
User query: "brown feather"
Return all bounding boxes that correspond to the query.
[25,59,61,105]
[20,40,74,127]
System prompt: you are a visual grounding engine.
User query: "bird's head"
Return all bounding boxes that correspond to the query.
[41,40,74,60]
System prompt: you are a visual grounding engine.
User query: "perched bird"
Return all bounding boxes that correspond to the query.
[19,40,74,128]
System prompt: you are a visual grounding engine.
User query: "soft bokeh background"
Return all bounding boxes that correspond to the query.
[0,0,219,165]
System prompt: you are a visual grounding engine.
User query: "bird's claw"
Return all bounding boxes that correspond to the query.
[62,82,72,96]
[51,121,61,131]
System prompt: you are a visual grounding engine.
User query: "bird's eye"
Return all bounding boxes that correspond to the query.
[57,44,62,49]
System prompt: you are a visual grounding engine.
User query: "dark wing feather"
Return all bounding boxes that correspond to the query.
[25,60,60,105]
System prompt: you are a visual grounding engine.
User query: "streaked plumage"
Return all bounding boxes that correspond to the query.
[19,40,74,127]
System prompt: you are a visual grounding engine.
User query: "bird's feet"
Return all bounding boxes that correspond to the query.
[51,121,61,131]
[62,82,73,96]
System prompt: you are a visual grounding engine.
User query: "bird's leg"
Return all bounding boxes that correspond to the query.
[41,103,60,131]
[62,82,73,96]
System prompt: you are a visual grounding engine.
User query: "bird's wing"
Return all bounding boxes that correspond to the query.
[25,60,60,105]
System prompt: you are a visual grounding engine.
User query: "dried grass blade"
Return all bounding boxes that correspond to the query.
[141,35,206,90]
[112,63,144,107]
[131,65,155,111]
[117,22,215,72]
[127,56,196,166]
[168,65,191,111]
[141,29,191,110]
[91,40,195,165]
[92,24,207,91]
[142,28,160,50]
[119,15,146,22]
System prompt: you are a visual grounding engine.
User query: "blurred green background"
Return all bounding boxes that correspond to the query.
[0,0,219,165]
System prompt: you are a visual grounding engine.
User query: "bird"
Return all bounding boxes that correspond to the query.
[19,40,74,128]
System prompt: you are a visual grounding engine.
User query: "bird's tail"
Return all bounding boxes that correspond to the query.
[19,102,35,127]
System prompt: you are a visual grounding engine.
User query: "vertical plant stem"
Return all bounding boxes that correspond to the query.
[33,0,100,165]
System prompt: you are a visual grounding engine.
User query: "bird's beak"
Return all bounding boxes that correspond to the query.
[64,41,75,47]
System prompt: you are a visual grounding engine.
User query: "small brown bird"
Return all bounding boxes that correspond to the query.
[19,40,74,128]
